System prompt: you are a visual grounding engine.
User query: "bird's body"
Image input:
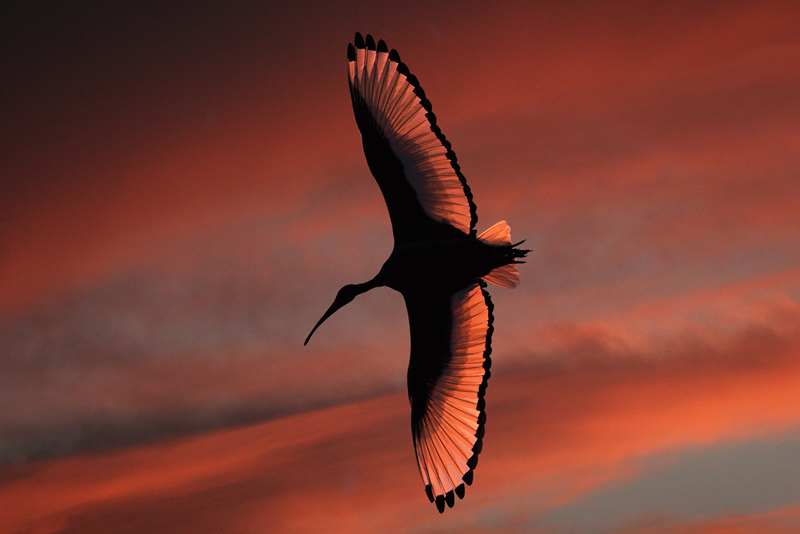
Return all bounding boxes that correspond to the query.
[378,235,521,293]
[305,33,529,513]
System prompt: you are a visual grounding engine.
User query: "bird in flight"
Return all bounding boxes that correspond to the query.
[305,33,529,513]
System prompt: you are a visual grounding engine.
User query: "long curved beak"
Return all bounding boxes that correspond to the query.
[304,280,376,346]
[304,298,346,346]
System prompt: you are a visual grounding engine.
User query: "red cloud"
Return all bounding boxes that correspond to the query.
[2,315,799,532]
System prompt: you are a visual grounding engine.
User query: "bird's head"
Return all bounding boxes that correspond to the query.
[304,283,371,346]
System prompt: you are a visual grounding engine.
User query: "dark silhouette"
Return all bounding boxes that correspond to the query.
[305,33,529,513]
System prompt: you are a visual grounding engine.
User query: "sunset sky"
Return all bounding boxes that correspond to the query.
[2,1,800,532]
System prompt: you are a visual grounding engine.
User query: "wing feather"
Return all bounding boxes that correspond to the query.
[405,283,493,512]
[348,32,478,244]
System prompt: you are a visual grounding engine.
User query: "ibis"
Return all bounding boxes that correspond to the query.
[305,33,529,512]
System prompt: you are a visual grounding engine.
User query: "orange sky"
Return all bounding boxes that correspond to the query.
[2,327,800,532]
[1,0,799,532]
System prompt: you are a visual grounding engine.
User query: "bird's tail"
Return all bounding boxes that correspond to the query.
[478,221,530,288]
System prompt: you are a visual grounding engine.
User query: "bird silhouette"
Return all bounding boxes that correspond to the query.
[305,32,529,513]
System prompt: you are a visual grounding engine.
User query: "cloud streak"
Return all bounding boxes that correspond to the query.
[1,0,799,530]
[2,311,800,532]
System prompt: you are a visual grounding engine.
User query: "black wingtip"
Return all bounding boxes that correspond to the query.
[354,32,365,48]
[425,484,434,503]
[377,39,388,52]
[463,470,474,486]
[365,34,376,50]
[467,454,479,469]
[455,483,465,499]
[445,490,455,508]
[347,43,355,61]
[435,495,445,513]
[389,48,400,62]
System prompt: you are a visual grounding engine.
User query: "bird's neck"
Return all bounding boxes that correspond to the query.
[355,277,382,295]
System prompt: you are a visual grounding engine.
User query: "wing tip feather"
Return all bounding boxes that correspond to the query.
[445,490,455,508]
[463,470,474,485]
[467,454,479,470]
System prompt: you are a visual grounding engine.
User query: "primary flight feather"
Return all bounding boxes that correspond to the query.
[305,32,529,513]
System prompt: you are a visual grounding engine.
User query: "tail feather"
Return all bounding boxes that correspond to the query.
[477,220,512,246]
[479,221,530,289]
[484,264,519,288]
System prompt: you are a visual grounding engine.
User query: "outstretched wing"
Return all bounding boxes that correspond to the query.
[348,32,478,244]
[404,282,493,512]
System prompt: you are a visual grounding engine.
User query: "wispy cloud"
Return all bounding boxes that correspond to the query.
[2,1,799,530]
[2,310,799,532]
